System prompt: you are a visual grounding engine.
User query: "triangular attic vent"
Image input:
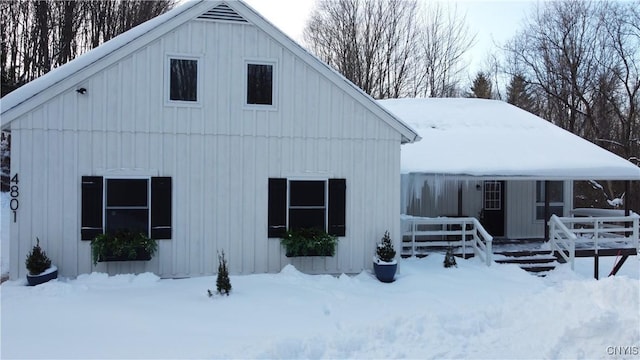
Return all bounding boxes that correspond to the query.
[198,3,248,23]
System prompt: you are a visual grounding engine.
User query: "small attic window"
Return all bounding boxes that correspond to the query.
[168,57,199,103]
[246,61,276,107]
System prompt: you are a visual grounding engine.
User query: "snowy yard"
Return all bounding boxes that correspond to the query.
[1,252,638,359]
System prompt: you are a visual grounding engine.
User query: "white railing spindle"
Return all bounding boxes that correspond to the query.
[401,216,493,266]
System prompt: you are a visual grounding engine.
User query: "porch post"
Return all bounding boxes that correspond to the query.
[625,180,630,216]
[457,183,463,217]
[544,180,550,241]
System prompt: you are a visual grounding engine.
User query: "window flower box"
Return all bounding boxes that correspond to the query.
[91,231,157,265]
[281,228,338,257]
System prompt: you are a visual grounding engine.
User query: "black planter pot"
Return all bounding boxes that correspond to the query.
[285,248,334,257]
[373,261,397,283]
[26,265,58,286]
[98,249,152,262]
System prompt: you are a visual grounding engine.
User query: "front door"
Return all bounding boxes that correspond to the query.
[482,180,505,237]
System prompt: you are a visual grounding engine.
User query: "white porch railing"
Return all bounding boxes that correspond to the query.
[400,216,493,266]
[549,213,640,270]
[549,215,577,269]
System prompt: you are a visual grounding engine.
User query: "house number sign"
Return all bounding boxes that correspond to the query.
[10,173,18,222]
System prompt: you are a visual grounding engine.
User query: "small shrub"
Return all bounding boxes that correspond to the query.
[216,250,232,296]
[376,231,396,263]
[25,238,52,275]
[444,247,457,268]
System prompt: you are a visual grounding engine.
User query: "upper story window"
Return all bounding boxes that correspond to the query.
[535,181,564,220]
[167,56,199,103]
[246,61,275,106]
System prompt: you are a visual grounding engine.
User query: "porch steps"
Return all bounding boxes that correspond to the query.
[494,250,559,275]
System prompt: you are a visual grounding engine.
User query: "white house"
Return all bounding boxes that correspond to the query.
[380,98,640,240]
[0,0,419,280]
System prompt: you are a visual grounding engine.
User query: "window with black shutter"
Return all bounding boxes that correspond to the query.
[328,179,346,236]
[267,178,346,237]
[289,180,325,231]
[105,178,149,235]
[81,176,103,240]
[81,176,172,240]
[268,178,287,238]
[151,177,172,239]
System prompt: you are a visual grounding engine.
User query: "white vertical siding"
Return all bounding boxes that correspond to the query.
[8,19,402,279]
[505,181,541,239]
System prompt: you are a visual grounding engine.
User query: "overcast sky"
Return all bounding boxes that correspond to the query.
[243,0,537,78]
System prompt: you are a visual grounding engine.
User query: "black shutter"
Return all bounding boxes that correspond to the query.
[81,176,103,240]
[328,179,346,236]
[151,177,172,239]
[268,178,287,238]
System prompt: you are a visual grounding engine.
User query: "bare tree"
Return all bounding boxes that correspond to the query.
[1,0,175,97]
[412,2,475,98]
[1,0,175,192]
[502,0,639,211]
[504,0,602,137]
[304,0,419,99]
[596,0,640,164]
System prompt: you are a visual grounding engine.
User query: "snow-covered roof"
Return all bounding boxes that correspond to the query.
[379,98,640,180]
[0,0,419,144]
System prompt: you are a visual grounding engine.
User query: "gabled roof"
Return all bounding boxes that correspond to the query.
[0,0,419,144]
[379,98,640,180]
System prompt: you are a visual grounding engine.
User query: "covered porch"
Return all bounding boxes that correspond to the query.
[379,98,640,276]
[400,212,639,277]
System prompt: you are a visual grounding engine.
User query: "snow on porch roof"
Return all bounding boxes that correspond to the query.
[379,98,640,180]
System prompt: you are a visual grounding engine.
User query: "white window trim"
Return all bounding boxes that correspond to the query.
[103,176,152,236]
[534,181,566,222]
[286,178,328,231]
[243,58,278,110]
[165,54,203,107]
[483,181,502,211]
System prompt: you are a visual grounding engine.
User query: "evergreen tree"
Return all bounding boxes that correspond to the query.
[443,247,457,268]
[469,72,492,99]
[375,231,396,262]
[25,238,52,275]
[216,250,231,296]
[506,74,536,113]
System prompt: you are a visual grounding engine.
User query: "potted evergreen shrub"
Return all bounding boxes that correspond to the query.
[280,228,338,257]
[373,231,397,283]
[25,238,58,286]
[90,230,158,265]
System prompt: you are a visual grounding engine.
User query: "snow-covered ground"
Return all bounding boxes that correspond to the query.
[2,191,639,359]
[1,253,638,359]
